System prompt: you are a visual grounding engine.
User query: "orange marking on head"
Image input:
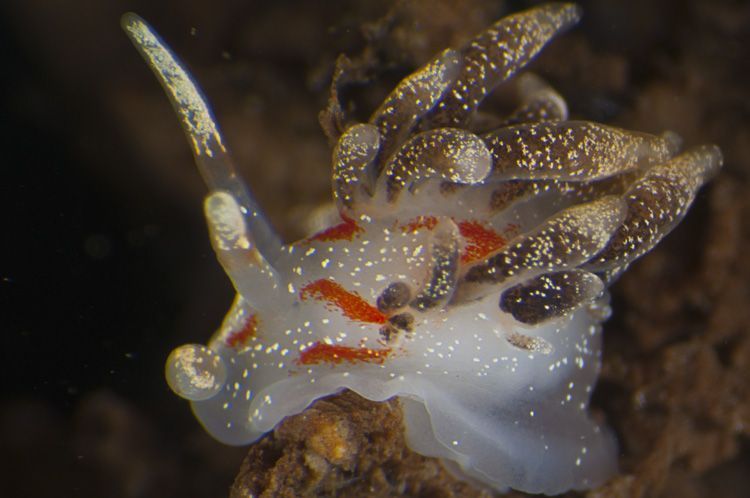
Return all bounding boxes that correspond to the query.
[297,342,391,365]
[300,279,386,324]
[400,215,438,233]
[306,215,363,243]
[226,314,258,348]
[458,220,507,264]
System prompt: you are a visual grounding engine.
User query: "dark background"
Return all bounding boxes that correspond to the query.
[3,0,749,496]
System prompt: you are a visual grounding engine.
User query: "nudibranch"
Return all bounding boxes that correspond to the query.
[123,3,721,494]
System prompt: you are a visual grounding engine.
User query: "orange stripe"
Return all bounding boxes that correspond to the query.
[306,215,363,243]
[226,314,258,348]
[300,279,386,324]
[458,220,507,264]
[297,342,390,365]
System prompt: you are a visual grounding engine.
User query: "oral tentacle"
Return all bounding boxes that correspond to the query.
[122,13,284,264]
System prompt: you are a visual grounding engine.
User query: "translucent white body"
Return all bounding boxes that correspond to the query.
[198,273,616,493]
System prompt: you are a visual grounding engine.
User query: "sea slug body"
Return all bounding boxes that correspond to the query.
[123,3,721,494]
